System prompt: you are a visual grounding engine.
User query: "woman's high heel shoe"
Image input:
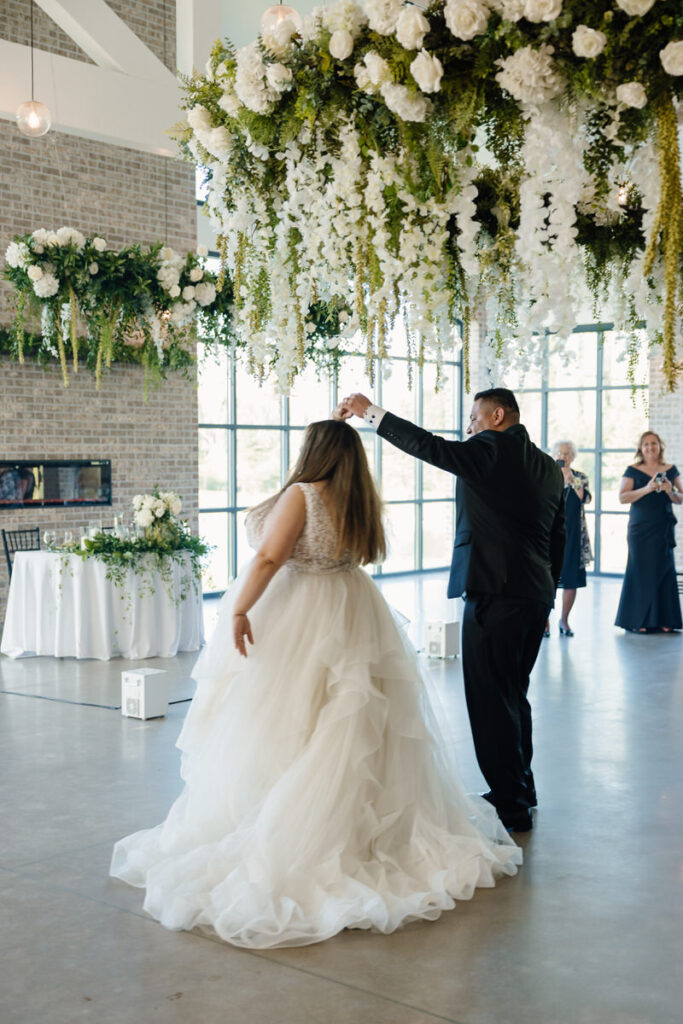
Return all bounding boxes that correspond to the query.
[559,623,574,637]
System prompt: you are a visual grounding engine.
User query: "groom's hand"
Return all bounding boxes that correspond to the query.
[342,393,371,419]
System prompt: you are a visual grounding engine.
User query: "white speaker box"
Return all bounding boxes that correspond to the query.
[425,620,460,658]
[121,668,168,719]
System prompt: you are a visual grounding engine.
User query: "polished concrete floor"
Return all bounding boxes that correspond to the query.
[1,575,682,1024]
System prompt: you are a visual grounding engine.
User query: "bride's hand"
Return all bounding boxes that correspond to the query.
[332,401,352,421]
[233,613,254,657]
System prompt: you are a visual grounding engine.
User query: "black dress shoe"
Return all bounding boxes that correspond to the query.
[501,810,533,833]
[481,790,537,809]
[543,626,551,638]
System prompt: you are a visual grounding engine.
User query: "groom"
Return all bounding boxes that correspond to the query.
[337,388,565,833]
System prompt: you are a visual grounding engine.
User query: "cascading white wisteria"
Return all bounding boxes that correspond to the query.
[513,103,585,362]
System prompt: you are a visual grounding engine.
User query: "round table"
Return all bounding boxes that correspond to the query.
[1,551,204,660]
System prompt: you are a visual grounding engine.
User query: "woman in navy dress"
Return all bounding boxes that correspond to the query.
[548,441,593,637]
[615,431,682,632]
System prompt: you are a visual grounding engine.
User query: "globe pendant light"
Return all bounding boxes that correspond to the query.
[16,0,51,138]
[260,1,303,37]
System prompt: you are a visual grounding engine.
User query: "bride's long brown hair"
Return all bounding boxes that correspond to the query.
[283,419,386,565]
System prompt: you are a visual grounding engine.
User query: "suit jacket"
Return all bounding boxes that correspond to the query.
[377,413,566,604]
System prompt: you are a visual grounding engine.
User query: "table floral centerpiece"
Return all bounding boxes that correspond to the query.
[59,489,209,603]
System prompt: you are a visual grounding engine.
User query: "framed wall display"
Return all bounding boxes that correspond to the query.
[0,460,112,509]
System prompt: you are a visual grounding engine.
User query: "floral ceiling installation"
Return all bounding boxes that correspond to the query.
[3,229,233,394]
[176,0,683,391]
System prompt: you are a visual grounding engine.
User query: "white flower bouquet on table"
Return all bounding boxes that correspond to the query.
[133,489,184,546]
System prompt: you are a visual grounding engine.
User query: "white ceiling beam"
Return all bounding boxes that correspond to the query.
[177,0,222,77]
[35,0,170,80]
[0,40,181,155]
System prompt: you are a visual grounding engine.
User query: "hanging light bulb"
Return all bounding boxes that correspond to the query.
[16,0,51,138]
[16,100,51,138]
[260,2,303,37]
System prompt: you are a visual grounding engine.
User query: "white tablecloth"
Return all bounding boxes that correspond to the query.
[1,552,204,660]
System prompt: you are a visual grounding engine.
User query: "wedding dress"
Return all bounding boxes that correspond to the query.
[110,483,522,948]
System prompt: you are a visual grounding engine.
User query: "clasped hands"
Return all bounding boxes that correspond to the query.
[333,393,371,421]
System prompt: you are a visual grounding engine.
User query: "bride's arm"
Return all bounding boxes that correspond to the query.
[232,485,306,656]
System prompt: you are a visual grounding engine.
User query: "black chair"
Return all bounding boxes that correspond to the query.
[2,527,41,580]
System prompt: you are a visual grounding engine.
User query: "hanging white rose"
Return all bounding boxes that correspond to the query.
[195,282,217,306]
[410,50,444,94]
[169,284,181,298]
[395,6,429,49]
[659,40,683,75]
[444,0,490,41]
[189,267,203,282]
[354,62,374,90]
[364,51,392,87]
[265,62,293,93]
[92,237,107,252]
[329,29,354,60]
[218,90,241,116]
[615,0,656,15]
[523,0,562,23]
[182,285,196,301]
[381,83,430,122]
[27,264,43,281]
[616,81,647,107]
[89,262,99,275]
[186,105,213,133]
[572,26,607,58]
[205,126,233,159]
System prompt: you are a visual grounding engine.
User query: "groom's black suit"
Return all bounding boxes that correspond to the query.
[377,413,565,826]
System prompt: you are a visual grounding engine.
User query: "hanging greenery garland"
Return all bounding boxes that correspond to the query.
[173,0,683,392]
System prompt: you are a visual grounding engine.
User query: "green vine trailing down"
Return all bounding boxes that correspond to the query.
[2,228,367,392]
[53,489,210,605]
[174,0,683,392]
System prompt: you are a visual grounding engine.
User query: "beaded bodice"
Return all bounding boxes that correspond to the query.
[245,482,357,574]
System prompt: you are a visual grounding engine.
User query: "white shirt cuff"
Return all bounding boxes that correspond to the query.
[363,404,386,430]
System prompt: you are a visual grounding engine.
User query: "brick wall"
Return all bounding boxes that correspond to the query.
[0,0,197,624]
[0,0,176,71]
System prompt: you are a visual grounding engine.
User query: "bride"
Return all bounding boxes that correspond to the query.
[110,418,522,948]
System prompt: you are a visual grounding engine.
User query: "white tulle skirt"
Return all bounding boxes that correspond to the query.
[110,565,522,948]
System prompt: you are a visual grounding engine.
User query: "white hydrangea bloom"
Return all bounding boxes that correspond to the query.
[495,44,564,105]
[365,0,403,36]
[5,241,29,268]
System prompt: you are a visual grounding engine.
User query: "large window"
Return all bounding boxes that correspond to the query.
[198,338,462,592]
[506,327,649,575]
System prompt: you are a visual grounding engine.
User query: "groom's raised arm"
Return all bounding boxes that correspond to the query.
[378,410,496,482]
[337,395,496,483]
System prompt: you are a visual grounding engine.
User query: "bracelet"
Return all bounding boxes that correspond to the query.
[233,611,248,617]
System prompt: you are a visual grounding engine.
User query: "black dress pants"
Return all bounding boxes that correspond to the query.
[462,594,550,816]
